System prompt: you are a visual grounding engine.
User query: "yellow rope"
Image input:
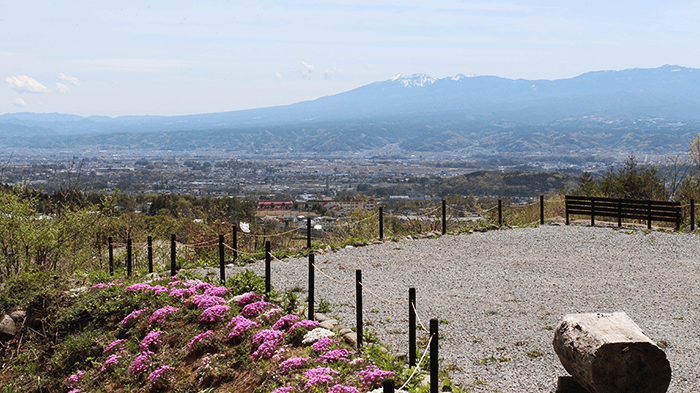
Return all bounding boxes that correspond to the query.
[358,281,408,304]
[398,334,434,391]
[312,263,355,284]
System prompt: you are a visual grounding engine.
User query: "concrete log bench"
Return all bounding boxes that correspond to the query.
[552,312,671,393]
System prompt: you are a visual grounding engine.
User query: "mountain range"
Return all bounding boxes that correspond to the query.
[1,65,699,154]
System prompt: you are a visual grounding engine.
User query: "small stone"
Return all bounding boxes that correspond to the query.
[315,313,328,322]
[0,315,16,342]
[487,224,499,230]
[406,235,414,240]
[10,310,26,322]
[373,241,383,245]
[226,263,236,268]
[336,327,351,334]
[353,241,365,247]
[319,321,335,330]
[344,332,357,347]
[345,245,354,249]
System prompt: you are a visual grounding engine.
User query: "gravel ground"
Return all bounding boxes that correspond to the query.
[224,224,700,392]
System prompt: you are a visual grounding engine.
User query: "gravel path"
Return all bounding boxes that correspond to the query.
[227,224,700,392]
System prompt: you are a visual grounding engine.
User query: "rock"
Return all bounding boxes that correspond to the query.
[556,376,590,393]
[344,332,358,347]
[353,241,366,247]
[474,227,488,233]
[337,328,352,335]
[345,245,354,249]
[405,235,414,240]
[0,314,16,341]
[487,224,499,230]
[10,310,26,322]
[373,241,383,245]
[319,321,335,330]
[226,263,236,268]
[315,313,328,322]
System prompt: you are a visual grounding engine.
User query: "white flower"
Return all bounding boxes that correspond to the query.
[301,327,335,345]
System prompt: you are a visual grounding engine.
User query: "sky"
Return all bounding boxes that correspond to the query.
[2,0,700,117]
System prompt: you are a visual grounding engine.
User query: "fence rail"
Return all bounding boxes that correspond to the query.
[565,195,682,229]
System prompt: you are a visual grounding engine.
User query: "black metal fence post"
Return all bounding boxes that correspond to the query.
[430,318,439,393]
[357,269,363,348]
[308,252,315,321]
[108,237,113,275]
[170,234,177,277]
[409,288,416,367]
[540,195,545,225]
[617,199,622,228]
[307,217,312,249]
[383,379,395,393]
[498,199,502,226]
[265,240,271,296]
[691,199,695,231]
[379,206,384,240]
[147,236,153,273]
[647,200,653,230]
[591,199,595,226]
[442,199,446,234]
[126,238,132,276]
[219,234,225,283]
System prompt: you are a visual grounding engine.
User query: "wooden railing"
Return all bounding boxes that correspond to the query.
[565,196,682,229]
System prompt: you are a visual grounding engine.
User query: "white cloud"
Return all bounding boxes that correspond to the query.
[59,73,81,86]
[302,61,314,72]
[322,66,343,80]
[56,82,70,93]
[275,73,283,79]
[14,98,26,107]
[5,75,50,93]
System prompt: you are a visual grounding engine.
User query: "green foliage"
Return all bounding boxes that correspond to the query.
[224,269,266,296]
[575,156,665,200]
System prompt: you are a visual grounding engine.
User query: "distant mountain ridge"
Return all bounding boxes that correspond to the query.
[1,65,699,153]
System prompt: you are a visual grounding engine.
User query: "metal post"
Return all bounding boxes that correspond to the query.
[430,318,439,393]
[442,199,446,234]
[219,234,225,283]
[498,199,502,226]
[308,252,315,321]
[265,241,271,296]
[307,217,312,249]
[409,288,416,367]
[540,195,544,225]
[232,223,238,262]
[108,237,113,275]
[170,234,177,277]
[691,199,695,231]
[357,269,363,348]
[591,199,595,226]
[648,200,652,230]
[618,199,622,228]
[147,236,153,273]
[126,238,132,276]
[383,379,395,393]
[379,206,384,240]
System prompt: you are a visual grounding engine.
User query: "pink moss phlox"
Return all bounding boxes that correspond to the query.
[140,330,166,352]
[252,329,285,345]
[187,330,215,349]
[240,300,281,318]
[125,283,153,292]
[200,305,231,322]
[257,307,283,325]
[278,357,313,375]
[169,287,197,299]
[251,338,279,360]
[64,370,85,389]
[190,294,228,309]
[236,292,263,306]
[303,366,339,389]
[100,353,122,372]
[120,308,148,327]
[89,283,110,290]
[250,329,285,360]
[180,279,203,288]
[203,286,228,297]
[167,280,182,287]
[310,337,336,353]
[151,285,169,296]
[149,306,179,324]
[226,315,259,340]
[148,365,175,388]
[272,314,300,331]
[271,387,296,393]
[104,339,127,354]
[289,319,319,334]
[358,365,395,388]
[67,390,80,393]
[194,282,215,292]
[329,385,360,393]
[320,348,351,363]
[130,350,153,374]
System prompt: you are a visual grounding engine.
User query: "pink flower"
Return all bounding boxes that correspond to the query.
[303,366,339,389]
[271,387,296,393]
[140,330,166,352]
[272,314,300,331]
[226,315,259,340]
[104,339,126,354]
[200,305,231,322]
[100,354,121,372]
[251,329,285,360]
[329,385,360,393]
[241,301,281,318]
[190,294,228,309]
[151,285,169,296]
[125,283,153,292]
[289,319,319,334]
[310,337,336,353]
[120,308,148,327]
[148,365,175,389]
[278,357,313,375]
[358,365,395,388]
[252,329,285,346]
[64,370,85,389]
[130,351,153,374]
[203,286,228,297]
[187,330,215,349]
[149,306,179,324]
[169,287,197,299]
[320,348,351,363]
[236,292,263,306]
[194,282,215,292]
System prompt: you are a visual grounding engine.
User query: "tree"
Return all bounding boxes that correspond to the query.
[571,172,599,196]
[598,156,664,200]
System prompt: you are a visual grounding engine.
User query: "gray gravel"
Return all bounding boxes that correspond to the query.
[227,224,700,392]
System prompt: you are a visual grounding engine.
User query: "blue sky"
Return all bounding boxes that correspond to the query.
[2,1,699,117]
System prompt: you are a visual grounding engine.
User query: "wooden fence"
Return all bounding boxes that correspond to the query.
[565,196,682,230]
